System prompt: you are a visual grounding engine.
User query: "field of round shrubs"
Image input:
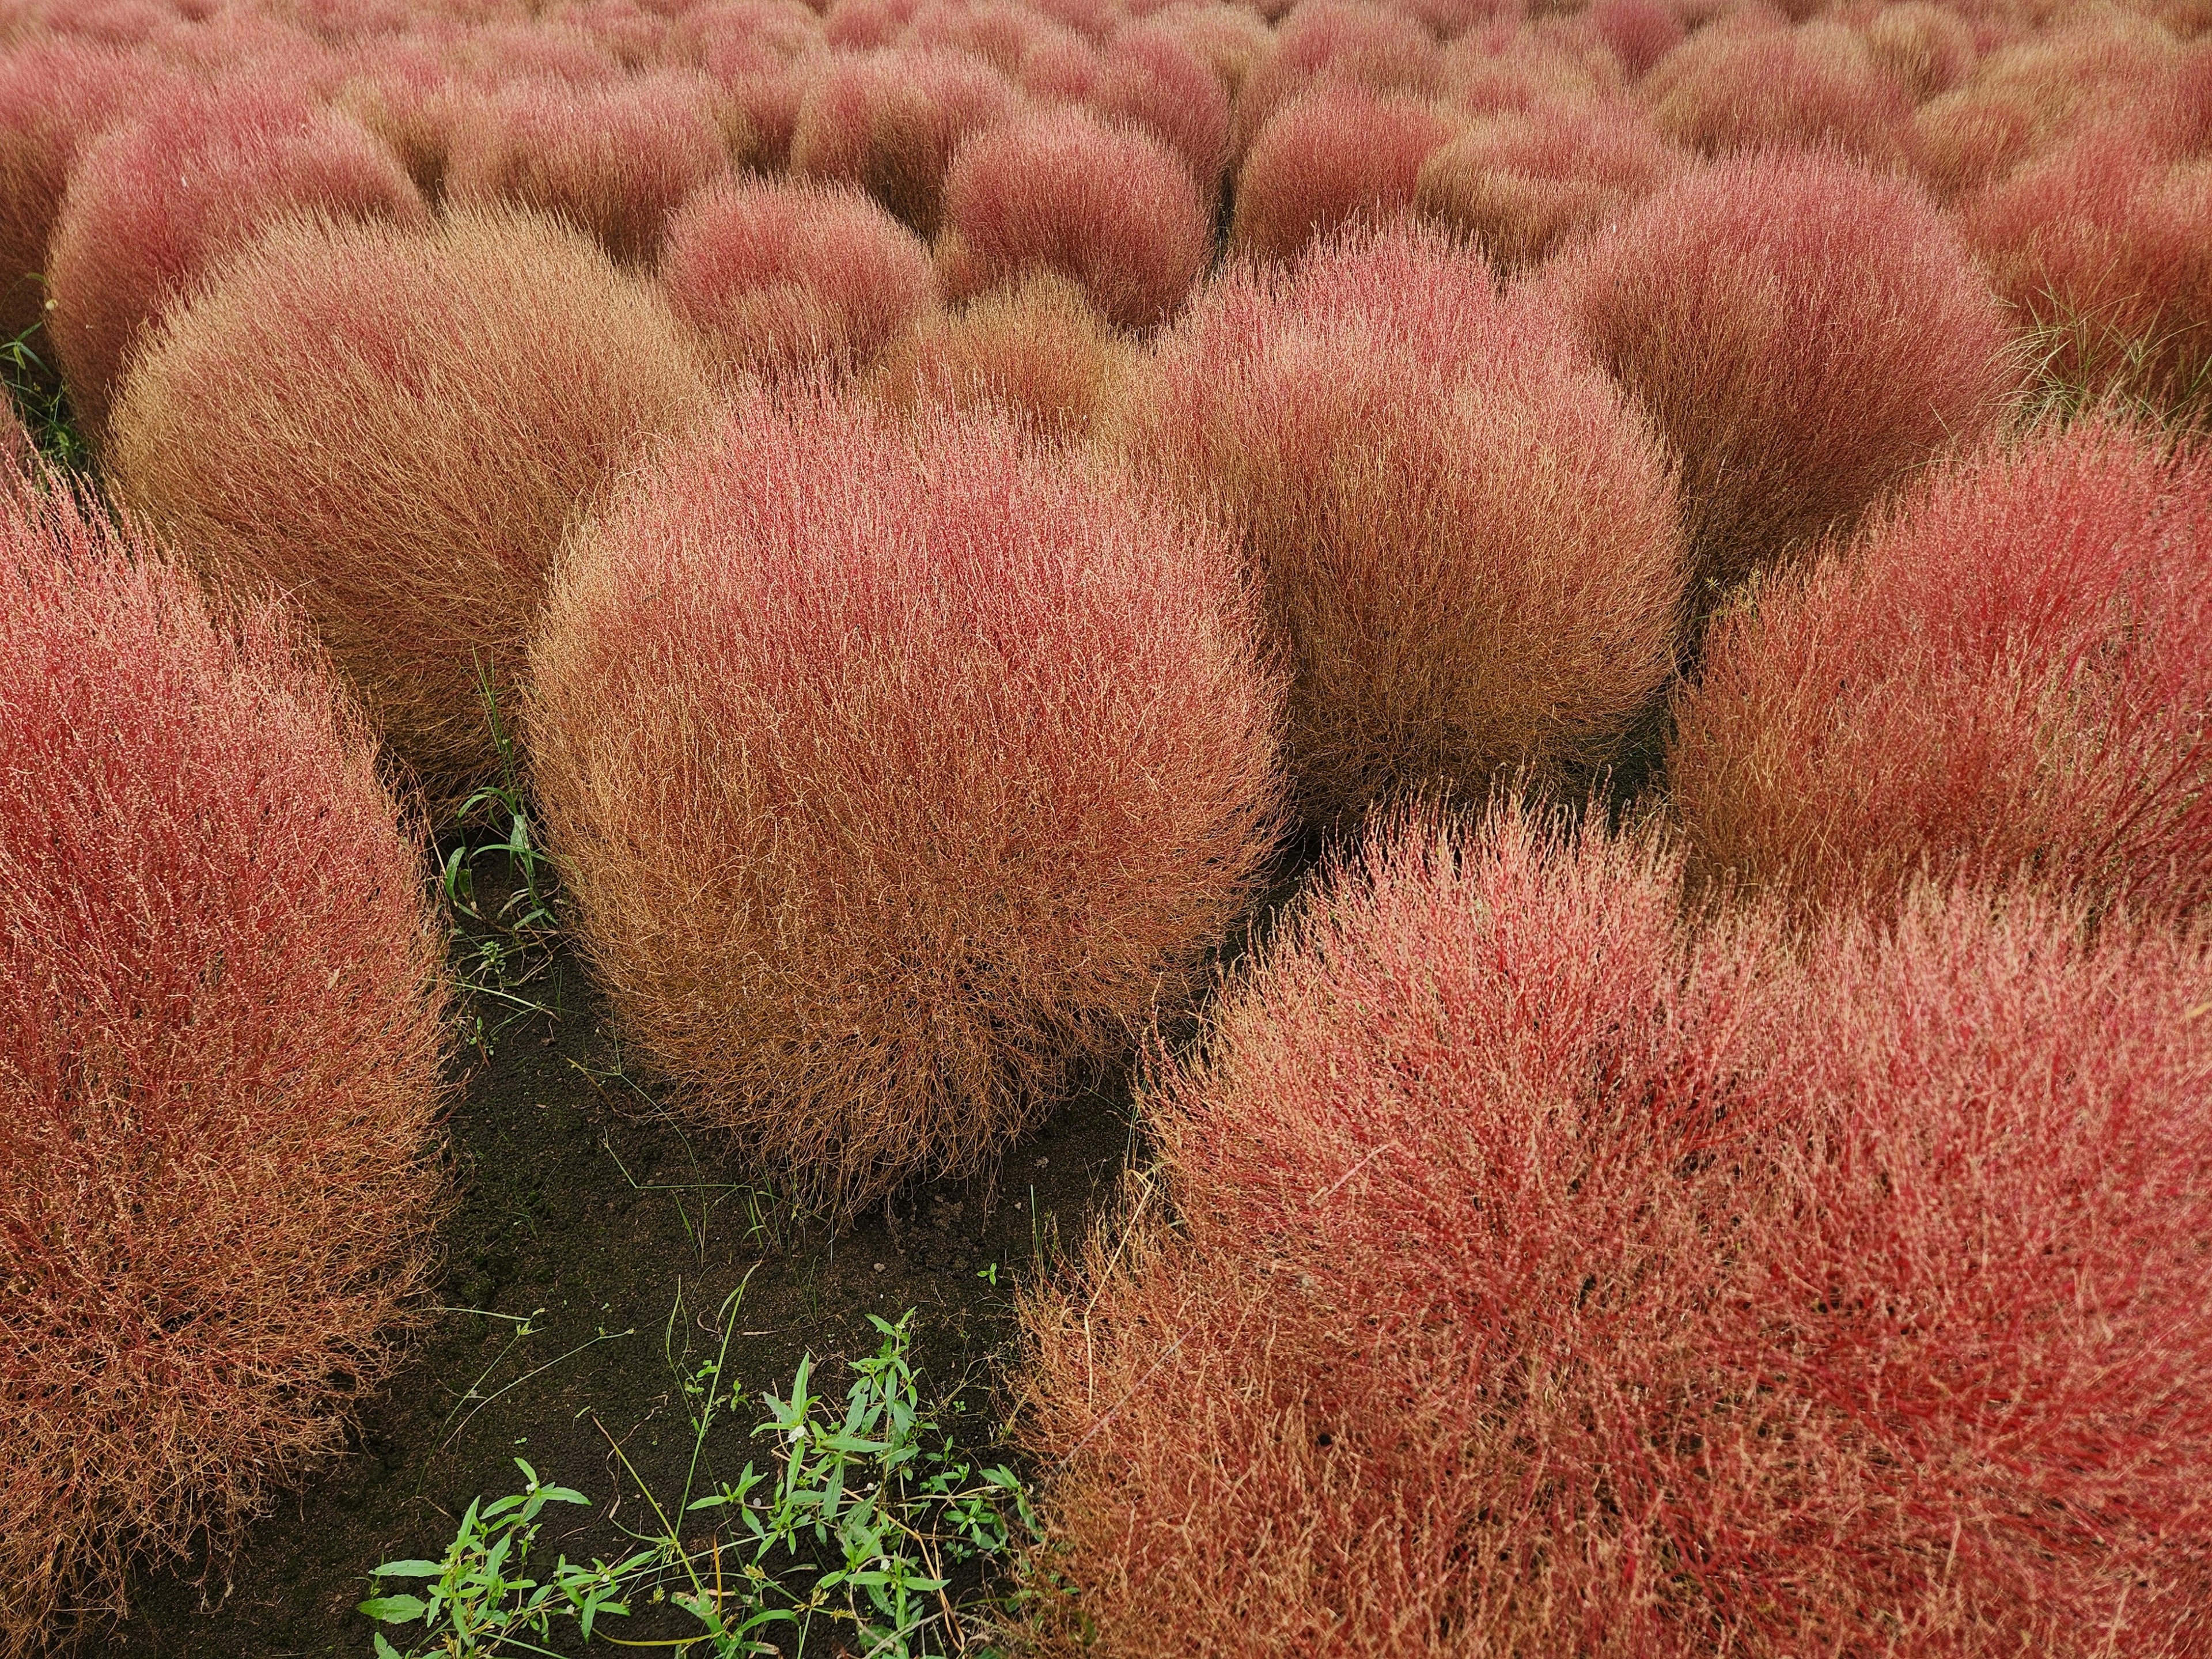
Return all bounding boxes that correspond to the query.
[2,0,2209,1651]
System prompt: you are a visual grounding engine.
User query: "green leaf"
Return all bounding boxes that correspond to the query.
[367,1559,444,1579]
[357,1593,429,1623]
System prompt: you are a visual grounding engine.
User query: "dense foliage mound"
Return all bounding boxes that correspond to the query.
[789,44,1024,234]
[0,484,448,1657]
[1672,415,2212,921]
[45,82,426,437]
[1548,148,2016,610]
[1119,222,1685,824]
[1024,801,2212,1657]
[1229,81,1454,262]
[659,175,936,382]
[106,207,711,796]
[528,391,1281,1210]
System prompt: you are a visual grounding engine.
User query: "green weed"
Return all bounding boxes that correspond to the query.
[2,304,92,470]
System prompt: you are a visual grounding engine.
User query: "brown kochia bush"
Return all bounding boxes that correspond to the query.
[1547,149,2016,609]
[1021,800,2212,1657]
[1671,414,2212,922]
[868,268,1136,444]
[0,482,446,1657]
[527,391,1282,1210]
[106,207,711,796]
[1116,222,1686,826]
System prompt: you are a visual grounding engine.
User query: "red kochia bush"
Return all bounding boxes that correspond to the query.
[0,41,166,368]
[0,484,446,1655]
[790,45,1025,235]
[1230,0,1442,157]
[1022,801,2212,1656]
[1087,19,1232,187]
[1641,18,1911,164]
[443,70,735,266]
[1672,415,2212,921]
[940,108,1209,330]
[1230,82,1456,263]
[44,82,426,437]
[1549,150,2014,605]
[659,176,935,381]
[527,392,1281,1210]
[105,208,711,794]
[1119,223,1684,824]
[1962,121,2212,421]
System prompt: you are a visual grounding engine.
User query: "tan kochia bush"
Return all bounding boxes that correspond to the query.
[1117,222,1687,825]
[868,269,1136,444]
[528,391,1282,1210]
[106,207,711,796]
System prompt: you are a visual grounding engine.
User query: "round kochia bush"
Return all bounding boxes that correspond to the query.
[106,207,711,796]
[1022,801,2212,1657]
[1118,222,1685,826]
[528,392,1282,1210]
[44,81,426,438]
[1548,149,2015,609]
[1672,415,2212,921]
[0,485,446,1654]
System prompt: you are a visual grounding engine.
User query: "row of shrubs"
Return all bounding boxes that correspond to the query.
[2,0,2209,1655]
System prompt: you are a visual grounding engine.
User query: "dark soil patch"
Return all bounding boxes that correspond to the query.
[118,938,1143,1657]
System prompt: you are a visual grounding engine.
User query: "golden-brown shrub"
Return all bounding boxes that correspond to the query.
[106,208,711,796]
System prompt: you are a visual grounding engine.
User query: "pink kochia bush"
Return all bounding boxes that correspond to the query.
[1672,415,2212,923]
[790,45,1025,235]
[1230,82,1455,264]
[1549,150,2015,606]
[105,208,711,794]
[442,71,736,266]
[658,176,935,381]
[44,82,426,437]
[527,392,1282,1210]
[0,484,446,1656]
[1119,223,1685,825]
[1021,801,2212,1657]
[1641,18,1912,165]
[940,107,1210,330]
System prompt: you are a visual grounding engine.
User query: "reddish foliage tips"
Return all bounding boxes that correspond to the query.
[526,391,1282,1210]
[1023,801,2212,1656]
[1548,149,2016,604]
[1230,81,1456,263]
[1119,222,1686,824]
[0,484,446,1654]
[442,70,736,266]
[1672,415,2212,923]
[105,207,712,796]
[1087,18,1232,187]
[666,0,828,169]
[659,175,935,381]
[1230,0,1442,158]
[1860,0,1977,101]
[1584,0,1685,78]
[789,44,1026,236]
[941,106,1209,329]
[44,81,427,437]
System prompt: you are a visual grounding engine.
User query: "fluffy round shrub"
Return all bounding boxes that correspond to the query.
[44,82,426,437]
[1118,223,1685,825]
[442,70,736,266]
[0,483,446,1654]
[105,207,712,795]
[527,392,1281,1210]
[868,268,1135,442]
[1861,1,1977,102]
[1087,19,1232,187]
[1548,150,2015,607]
[1414,96,1679,270]
[939,107,1210,330]
[659,175,935,381]
[1230,0,1442,157]
[669,0,828,168]
[1584,0,1685,79]
[1230,82,1457,263]
[1963,121,2212,422]
[1022,801,2212,1657]
[1672,415,2212,921]
[0,40,167,372]
[790,44,1025,235]
[1641,17,1911,163]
